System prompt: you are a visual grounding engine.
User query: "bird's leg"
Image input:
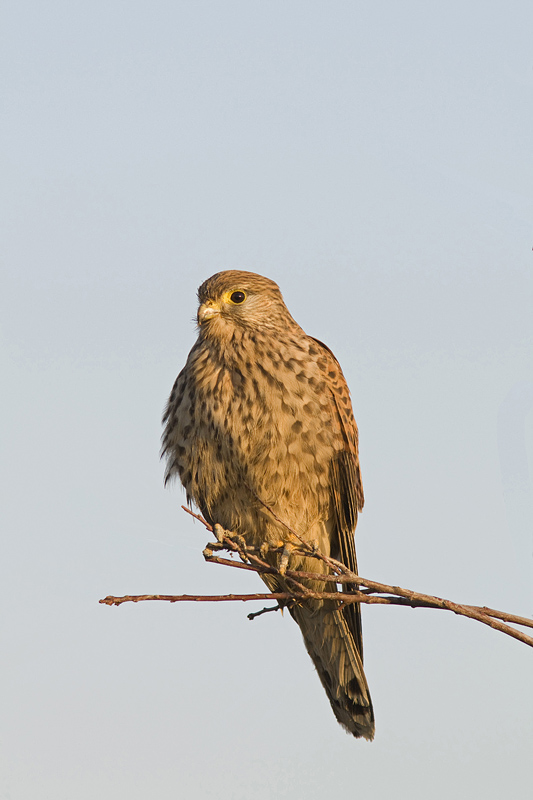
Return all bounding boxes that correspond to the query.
[202,524,227,556]
[259,541,282,559]
[213,523,226,543]
[279,542,296,576]
[212,523,250,560]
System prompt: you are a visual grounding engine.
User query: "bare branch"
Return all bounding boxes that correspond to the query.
[181,505,212,530]
[100,592,295,606]
[247,604,284,621]
[99,589,533,648]
[100,510,533,650]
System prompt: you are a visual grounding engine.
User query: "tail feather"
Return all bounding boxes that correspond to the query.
[290,601,375,740]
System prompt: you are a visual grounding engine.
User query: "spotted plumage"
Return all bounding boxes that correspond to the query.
[162,270,374,739]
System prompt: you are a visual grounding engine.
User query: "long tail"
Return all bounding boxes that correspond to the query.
[290,601,375,740]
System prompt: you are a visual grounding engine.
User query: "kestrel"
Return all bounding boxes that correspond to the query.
[162,270,374,740]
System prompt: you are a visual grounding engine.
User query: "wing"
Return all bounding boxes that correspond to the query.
[310,336,365,656]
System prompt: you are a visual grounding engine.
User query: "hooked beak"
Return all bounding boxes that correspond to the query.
[197,303,220,325]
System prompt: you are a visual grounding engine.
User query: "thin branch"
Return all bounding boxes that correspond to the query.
[101,509,533,650]
[202,536,533,633]
[198,553,533,632]
[247,604,283,621]
[99,589,533,648]
[100,592,294,606]
[182,505,212,530]
[471,606,533,629]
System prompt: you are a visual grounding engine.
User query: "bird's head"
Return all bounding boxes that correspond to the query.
[196,270,297,337]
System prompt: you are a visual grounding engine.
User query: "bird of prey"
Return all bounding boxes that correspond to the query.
[162,270,374,739]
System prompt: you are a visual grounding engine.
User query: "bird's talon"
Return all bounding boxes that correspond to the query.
[234,534,248,551]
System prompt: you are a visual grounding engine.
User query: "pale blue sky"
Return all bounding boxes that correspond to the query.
[1,2,532,798]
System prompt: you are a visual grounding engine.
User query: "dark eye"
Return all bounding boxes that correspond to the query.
[230,291,246,304]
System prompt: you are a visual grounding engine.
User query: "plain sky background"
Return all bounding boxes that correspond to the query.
[1,2,532,798]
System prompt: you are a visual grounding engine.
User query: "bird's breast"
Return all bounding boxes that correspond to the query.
[182,342,342,521]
